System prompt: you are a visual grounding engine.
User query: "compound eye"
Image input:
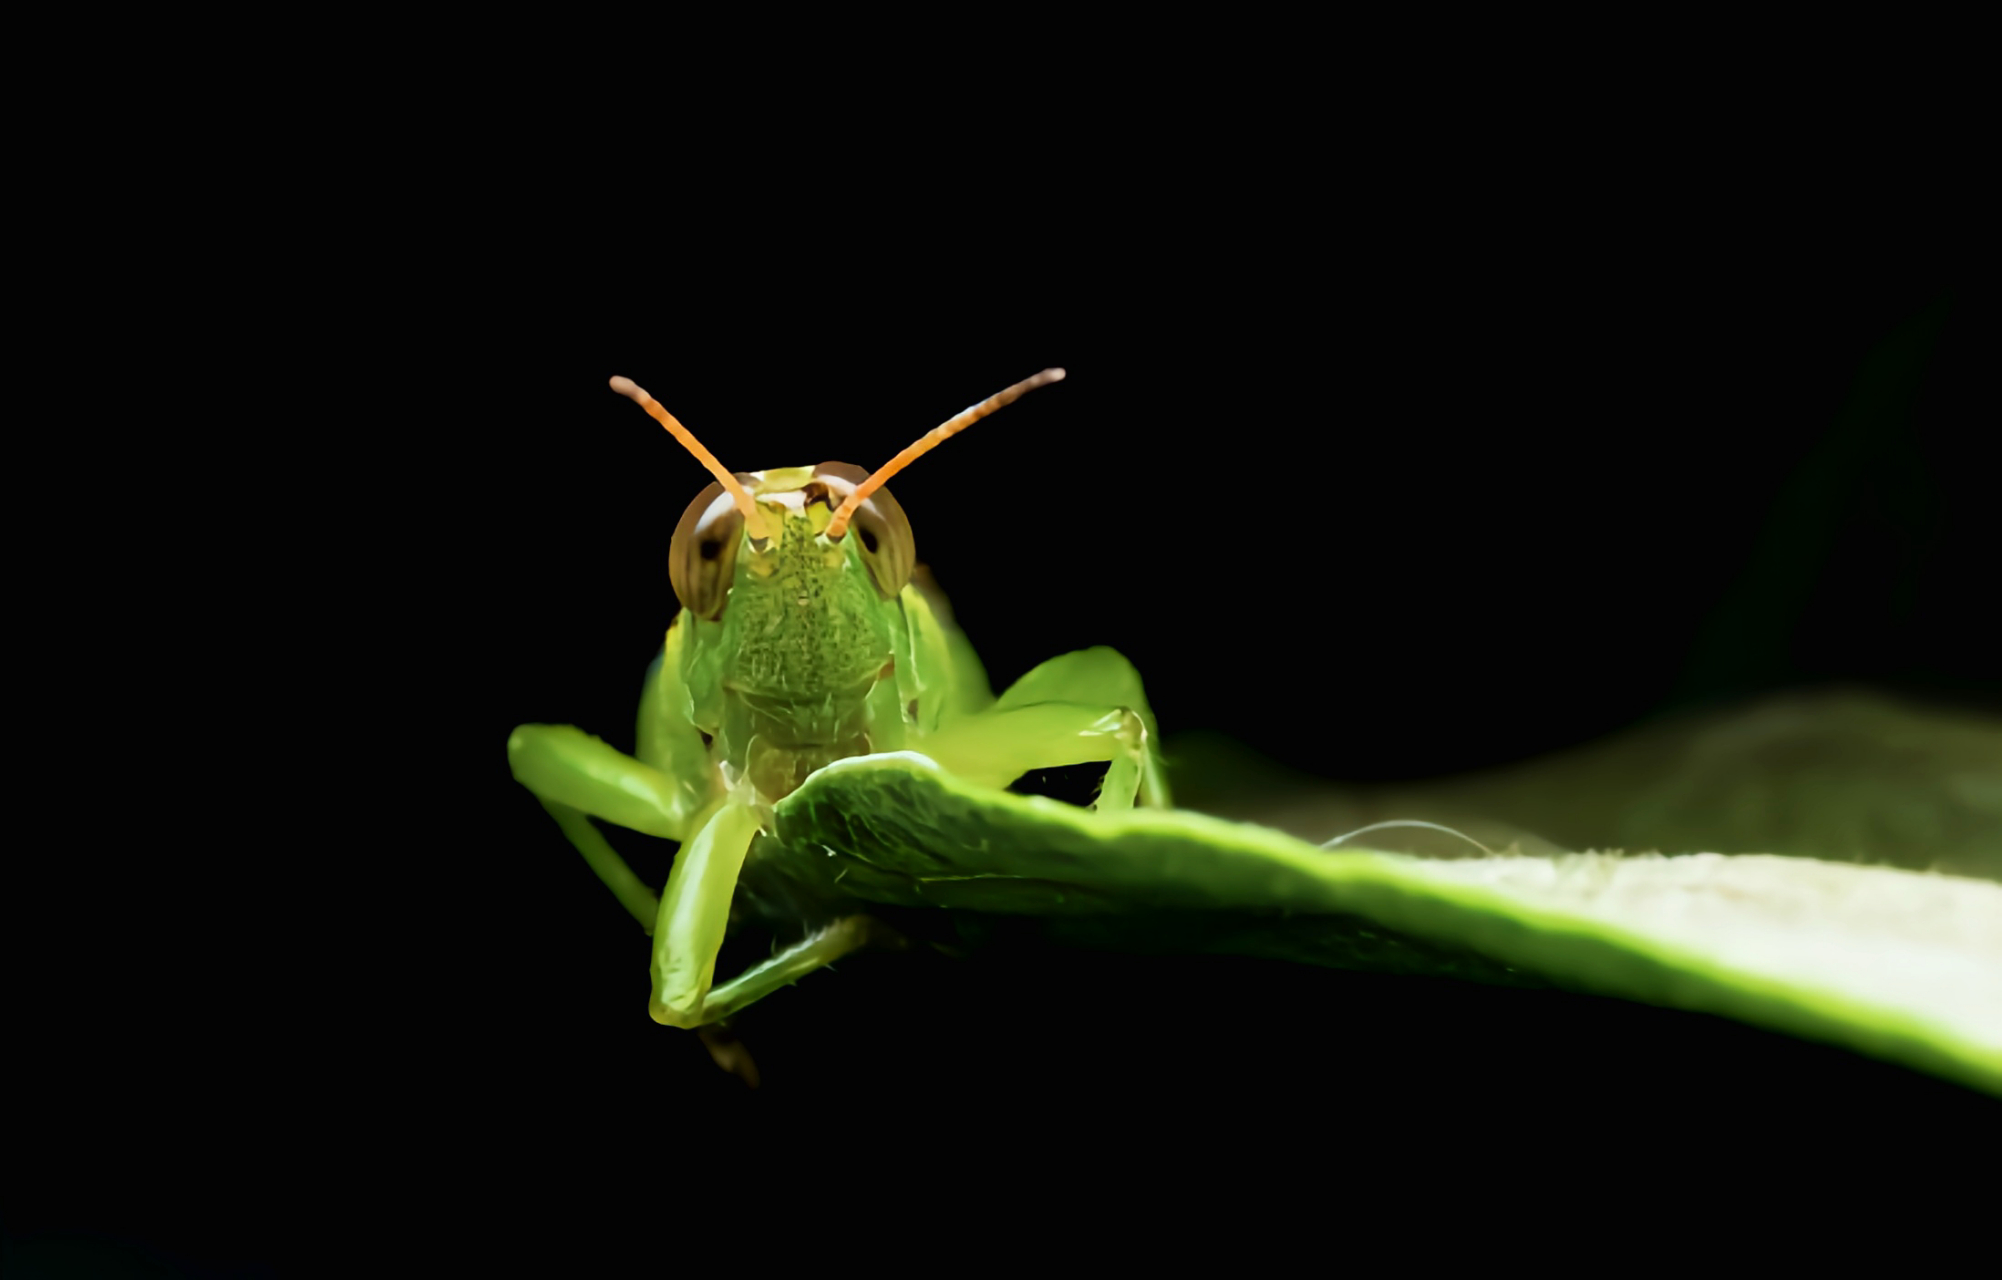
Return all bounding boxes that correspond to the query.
[814,461,915,599]
[669,479,749,619]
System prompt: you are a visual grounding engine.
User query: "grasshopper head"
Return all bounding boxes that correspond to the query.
[667,464,914,621]
[610,367,1063,627]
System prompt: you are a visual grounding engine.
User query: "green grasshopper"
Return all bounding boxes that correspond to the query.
[508,369,1168,1050]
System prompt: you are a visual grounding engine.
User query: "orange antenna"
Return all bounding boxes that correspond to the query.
[609,376,770,543]
[827,368,1066,540]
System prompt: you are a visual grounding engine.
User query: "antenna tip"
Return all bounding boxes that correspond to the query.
[1042,367,1066,382]
[609,375,649,403]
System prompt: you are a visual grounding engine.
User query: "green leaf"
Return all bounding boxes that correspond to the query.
[767,693,2002,1097]
[1172,689,2002,882]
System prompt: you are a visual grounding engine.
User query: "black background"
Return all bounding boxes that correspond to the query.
[10,169,1997,1272]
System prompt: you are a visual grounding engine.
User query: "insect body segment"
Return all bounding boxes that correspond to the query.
[507,369,1169,1044]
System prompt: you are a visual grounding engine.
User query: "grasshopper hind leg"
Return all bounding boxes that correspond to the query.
[917,646,1169,812]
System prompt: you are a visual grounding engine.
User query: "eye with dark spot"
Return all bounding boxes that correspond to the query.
[813,461,915,599]
[670,478,753,619]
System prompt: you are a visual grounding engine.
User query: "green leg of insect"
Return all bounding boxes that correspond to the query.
[510,735,879,1027]
[510,635,1167,1031]
[506,723,706,929]
[508,618,723,932]
[919,645,1171,811]
[641,794,873,1028]
[673,913,876,1026]
[515,771,880,1030]
[511,625,876,1028]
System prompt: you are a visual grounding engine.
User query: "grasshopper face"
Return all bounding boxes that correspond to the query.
[669,464,914,620]
[671,464,917,801]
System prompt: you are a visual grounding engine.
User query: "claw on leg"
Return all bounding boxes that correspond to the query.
[699,1025,761,1089]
